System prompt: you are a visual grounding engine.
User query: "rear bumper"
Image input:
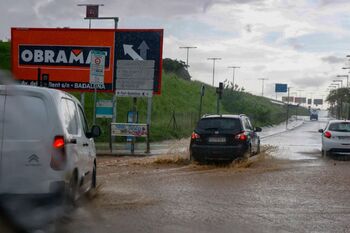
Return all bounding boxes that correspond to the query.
[0,189,66,230]
[328,148,350,155]
[190,144,247,161]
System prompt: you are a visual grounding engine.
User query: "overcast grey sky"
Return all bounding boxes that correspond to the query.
[2,0,350,98]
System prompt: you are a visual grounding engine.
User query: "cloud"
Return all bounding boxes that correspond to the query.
[321,56,345,64]
[292,75,329,89]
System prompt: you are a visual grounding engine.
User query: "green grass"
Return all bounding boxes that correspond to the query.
[0,41,10,70]
[0,41,309,142]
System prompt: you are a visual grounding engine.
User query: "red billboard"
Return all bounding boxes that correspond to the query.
[11,28,163,95]
[11,28,116,92]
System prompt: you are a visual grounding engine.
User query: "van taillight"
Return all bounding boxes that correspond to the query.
[53,136,65,149]
[51,136,66,170]
[324,131,332,138]
[235,132,247,141]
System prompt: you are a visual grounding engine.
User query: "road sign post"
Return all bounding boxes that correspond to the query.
[199,85,205,120]
[90,50,106,125]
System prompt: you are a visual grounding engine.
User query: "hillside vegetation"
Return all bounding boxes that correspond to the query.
[0,41,308,142]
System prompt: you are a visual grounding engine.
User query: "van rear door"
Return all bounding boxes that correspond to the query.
[1,91,52,194]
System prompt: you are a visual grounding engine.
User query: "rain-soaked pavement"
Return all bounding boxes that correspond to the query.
[19,118,350,232]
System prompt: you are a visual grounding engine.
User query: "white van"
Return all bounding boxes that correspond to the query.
[0,85,100,203]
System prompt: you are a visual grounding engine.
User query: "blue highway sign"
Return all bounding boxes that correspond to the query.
[275,83,288,93]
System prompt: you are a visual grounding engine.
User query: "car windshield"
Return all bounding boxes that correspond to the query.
[328,122,350,132]
[197,118,242,131]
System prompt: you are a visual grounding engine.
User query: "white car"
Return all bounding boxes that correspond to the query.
[0,85,100,204]
[319,120,350,158]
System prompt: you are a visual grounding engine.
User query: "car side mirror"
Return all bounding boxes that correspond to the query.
[87,125,101,138]
[318,129,324,133]
[255,127,262,132]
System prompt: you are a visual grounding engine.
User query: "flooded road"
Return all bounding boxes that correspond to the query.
[59,119,350,233]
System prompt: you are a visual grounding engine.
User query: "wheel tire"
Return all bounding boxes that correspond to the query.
[256,142,261,155]
[323,150,330,157]
[66,172,78,207]
[241,145,252,161]
[91,163,96,189]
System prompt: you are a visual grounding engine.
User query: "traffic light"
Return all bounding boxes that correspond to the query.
[216,82,224,99]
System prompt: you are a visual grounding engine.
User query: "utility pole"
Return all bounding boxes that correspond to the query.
[227,66,240,90]
[286,87,291,129]
[179,46,197,68]
[333,79,343,88]
[258,78,268,96]
[208,58,222,86]
[337,75,348,88]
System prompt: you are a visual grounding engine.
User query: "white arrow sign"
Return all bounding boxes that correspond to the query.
[123,44,143,60]
[138,41,150,60]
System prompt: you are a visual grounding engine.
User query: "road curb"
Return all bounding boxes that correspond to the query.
[260,120,305,139]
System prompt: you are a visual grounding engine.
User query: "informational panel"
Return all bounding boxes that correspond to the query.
[111,123,148,137]
[295,97,307,104]
[275,83,288,93]
[114,30,163,96]
[90,50,106,85]
[11,28,115,92]
[313,99,323,105]
[96,100,113,118]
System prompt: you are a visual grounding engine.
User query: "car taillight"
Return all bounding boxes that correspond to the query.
[235,131,247,141]
[191,132,200,139]
[324,131,332,138]
[53,136,65,149]
[51,136,66,170]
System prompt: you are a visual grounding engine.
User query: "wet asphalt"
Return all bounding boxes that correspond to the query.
[57,118,350,233]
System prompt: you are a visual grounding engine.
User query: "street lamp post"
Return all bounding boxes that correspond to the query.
[342,67,350,87]
[286,87,291,129]
[179,46,197,68]
[336,75,348,88]
[227,66,240,90]
[207,58,222,86]
[258,78,269,96]
[333,80,343,88]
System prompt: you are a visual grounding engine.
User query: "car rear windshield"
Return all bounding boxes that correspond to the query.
[328,122,350,132]
[197,118,242,131]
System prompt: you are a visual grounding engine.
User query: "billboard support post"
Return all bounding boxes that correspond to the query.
[131,97,137,154]
[37,68,41,87]
[145,97,152,154]
[93,85,97,124]
[286,87,290,129]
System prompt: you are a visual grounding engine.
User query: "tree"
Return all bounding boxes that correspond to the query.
[163,58,191,80]
[326,88,350,119]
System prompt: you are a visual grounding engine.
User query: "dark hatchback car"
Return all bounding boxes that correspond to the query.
[189,114,262,163]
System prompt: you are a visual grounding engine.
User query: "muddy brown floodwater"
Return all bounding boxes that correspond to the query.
[55,119,350,233]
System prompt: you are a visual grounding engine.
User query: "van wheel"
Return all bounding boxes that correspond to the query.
[91,163,96,189]
[67,172,78,206]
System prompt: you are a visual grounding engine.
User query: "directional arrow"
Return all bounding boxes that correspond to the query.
[123,44,143,60]
[138,41,150,60]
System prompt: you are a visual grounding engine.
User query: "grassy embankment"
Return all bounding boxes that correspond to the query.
[0,41,308,142]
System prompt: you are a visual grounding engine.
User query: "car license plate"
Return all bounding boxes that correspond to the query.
[208,137,226,143]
